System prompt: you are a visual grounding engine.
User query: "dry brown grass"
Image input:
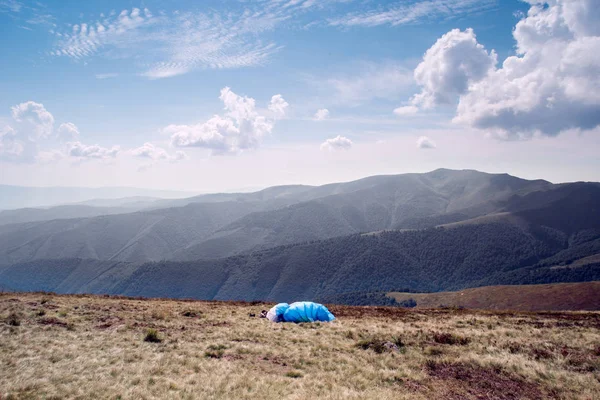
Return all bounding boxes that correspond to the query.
[1,292,600,399]
[390,281,600,311]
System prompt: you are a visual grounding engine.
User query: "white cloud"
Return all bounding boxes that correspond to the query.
[0,101,123,164]
[95,73,119,79]
[1,101,56,163]
[329,0,497,27]
[416,136,436,149]
[268,94,289,118]
[169,87,287,155]
[406,0,600,139]
[10,101,55,138]
[0,1,22,13]
[0,125,29,162]
[130,142,186,163]
[57,122,80,142]
[26,13,54,26]
[411,28,497,109]
[393,105,418,116]
[324,63,414,105]
[67,141,120,160]
[320,135,353,151]
[37,149,64,163]
[52,7,285,79]
[314,108,330,120]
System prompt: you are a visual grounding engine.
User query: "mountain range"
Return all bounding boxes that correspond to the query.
[0,169,599,303]
[0,185,198,210]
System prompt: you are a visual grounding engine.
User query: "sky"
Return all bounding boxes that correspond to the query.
[1,0,599,192]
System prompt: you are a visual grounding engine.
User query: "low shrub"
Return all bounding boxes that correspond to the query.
[356,335,404,353]
[181,310,202,318]
[144,328,162,343]
[424,346,444,356]
[7,312,20,326]
[432,332,470,346]
[205,344,226,358]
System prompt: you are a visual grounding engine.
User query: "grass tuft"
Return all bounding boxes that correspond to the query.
[355,335,403,354]
[181,309,202,318]
[6,311,21,326]
[204,344,227,359]
[432,332,470,346]
[144,328,162,343]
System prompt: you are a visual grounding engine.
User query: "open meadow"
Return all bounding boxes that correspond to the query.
[1,292,600,399]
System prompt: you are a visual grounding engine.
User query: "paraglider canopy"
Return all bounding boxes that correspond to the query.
[265,301,335,323]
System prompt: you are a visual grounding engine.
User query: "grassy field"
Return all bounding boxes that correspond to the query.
[390,282,600,311]
[1,293,600,399]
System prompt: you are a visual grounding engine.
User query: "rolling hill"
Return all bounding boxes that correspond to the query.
[0,168,599,304]
[0,168,563,265]
[0,184,197,210]
[2,223,599,302]
[389,281,600,311]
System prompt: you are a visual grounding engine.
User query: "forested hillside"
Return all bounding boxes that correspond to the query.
[0,169,561,265]
[1,169,599,303]
[3,223,599,301]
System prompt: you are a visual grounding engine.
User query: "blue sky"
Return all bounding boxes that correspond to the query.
[1,0,599,191]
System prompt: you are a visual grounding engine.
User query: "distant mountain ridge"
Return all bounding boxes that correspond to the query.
[0,168,599,302]
[0,169,561,264]
[0,185,198,210]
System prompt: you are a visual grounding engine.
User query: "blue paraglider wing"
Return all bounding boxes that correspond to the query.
[266,303,290,322]
[282,302,335,323]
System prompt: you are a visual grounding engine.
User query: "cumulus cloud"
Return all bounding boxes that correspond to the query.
[393,106,419,116]
[0,101,124,164]
[320,135,353,151]
[314,108,330,120]
[0,125,30,162]
[67,141,120,160]
[57,122,80,142]
[411,28,497,109]
[169,87,287,155]
[130,142,186,163]
[1,101,56,162]
[268,94,289,118]
[405,0,600,139]
[416,136,436,149]
[454,0,600,139]
[10,101,55,139]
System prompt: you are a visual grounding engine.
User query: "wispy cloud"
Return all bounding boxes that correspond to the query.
[26,13,54,26]
[50,6,296,79]
[314,108,330,120]
[0,0,22,13]
[95,73,119,79]
[329,0,497,27]
[47,1,370,78]
[319,62,414,105]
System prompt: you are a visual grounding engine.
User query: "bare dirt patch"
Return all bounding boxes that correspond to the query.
[425,361,544,400]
